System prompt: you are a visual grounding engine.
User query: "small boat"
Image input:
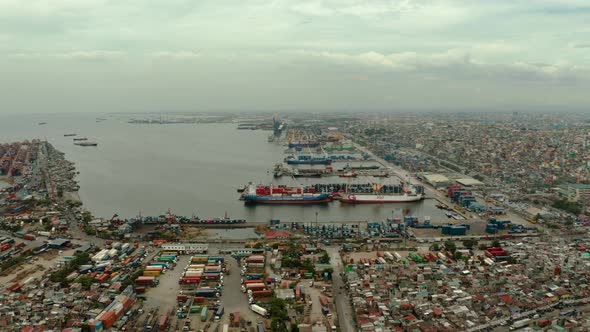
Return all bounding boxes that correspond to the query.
[64,133,77,137]
[73,138,88,141]
[38,122,47,125]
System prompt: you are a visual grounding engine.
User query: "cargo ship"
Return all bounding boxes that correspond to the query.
[340,183,424,204]
[286,155,331,165]
[288,142,320,149]
[241,185,332,204]
[74,142,98,146]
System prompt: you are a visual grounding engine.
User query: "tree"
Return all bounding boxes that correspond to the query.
[290,324,300,332]
[82,211,93,223]
[76,276,97,290]
[491,240,501,248]
[431,243,440,251]
[319,251,330,264]
[462,239,478,249]
[444,241,456,253]
[478,243,488,250]
[454,252,463,260]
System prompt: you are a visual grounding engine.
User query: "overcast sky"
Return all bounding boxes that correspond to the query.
[1,0,589,114]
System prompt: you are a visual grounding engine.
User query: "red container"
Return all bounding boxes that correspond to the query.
[251,290,273,298]
[177,295,188,302]
[193,297,205,303]
[24,234,35,240]
[135,287,146,293]
[244,280,263,285]
[246,284,266,292]
[181,277,201,284]
[232,312,240,327]
[0,244,10,251]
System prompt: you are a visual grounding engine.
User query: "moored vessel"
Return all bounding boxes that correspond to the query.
[241,184,332,204]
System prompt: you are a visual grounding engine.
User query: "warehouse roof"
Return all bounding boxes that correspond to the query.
[456,178,484,186]
[424,174,450,183]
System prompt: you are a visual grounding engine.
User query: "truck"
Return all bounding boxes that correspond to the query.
[510,318,531,330]
[136,276,157,286]
[231,312,240,327]
[251,290,273,298]
[215,306,224,321]
[200,307,208,322]
[250,304,269,318]
[195,288,219,298]
[23,234,35,241]
[37,231,51,237]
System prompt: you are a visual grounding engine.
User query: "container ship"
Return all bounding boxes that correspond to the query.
[241,185,332,204]
[286,155,332,165]
[288,141,320,149]
[340,183,424,204]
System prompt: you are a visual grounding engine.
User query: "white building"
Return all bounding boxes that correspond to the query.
[161,243,208,253]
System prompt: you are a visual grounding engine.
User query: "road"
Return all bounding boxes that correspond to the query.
[326,246,354,332]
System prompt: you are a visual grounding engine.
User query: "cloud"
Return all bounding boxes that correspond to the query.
[7,51,123,61]
[150,51,200,60]
[294,49,586,84]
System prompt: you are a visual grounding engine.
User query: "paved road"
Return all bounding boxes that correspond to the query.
[326,246,354,332]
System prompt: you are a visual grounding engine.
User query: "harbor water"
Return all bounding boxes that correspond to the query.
[0,113,448,223]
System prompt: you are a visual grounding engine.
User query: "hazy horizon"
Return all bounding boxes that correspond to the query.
[1,0,589,114]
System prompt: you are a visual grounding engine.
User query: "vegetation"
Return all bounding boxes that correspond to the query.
[319,251,330,264]
[431,243,440,251]
[491,239,501,248]
[444,241,457,253]
[0,255,25,272]
[269,298,289,332]
[82,211,93,223]
[478,243,489,250]
[76,275,98,290]
[552,199,581,215]
[83,224,97,236]
[50,252,91,286]
[462,239,478,249]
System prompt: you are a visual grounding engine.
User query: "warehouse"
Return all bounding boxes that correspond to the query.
[455,178,484,188]
[423,173,451,188]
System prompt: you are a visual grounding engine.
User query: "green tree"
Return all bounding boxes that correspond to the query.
[319,251,330,264]
[491,240,501,248]
[478,243,488,250]
[431,243,440,251]
[462,239,478,249]
[454,252,463,260]
[444,241,457,253]
[82,211,93,223]
[76,275,97,290]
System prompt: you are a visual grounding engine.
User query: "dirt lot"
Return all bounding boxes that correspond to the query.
[0,248,71,287]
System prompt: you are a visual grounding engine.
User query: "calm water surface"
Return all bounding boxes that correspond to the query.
[0,113,447,223]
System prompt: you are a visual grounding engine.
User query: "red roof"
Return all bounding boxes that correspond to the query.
[265,231,291,240]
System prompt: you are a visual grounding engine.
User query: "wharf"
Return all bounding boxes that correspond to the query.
[184,224,253,229]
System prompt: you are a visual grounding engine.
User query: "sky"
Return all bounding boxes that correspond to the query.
[1,0,589,114]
